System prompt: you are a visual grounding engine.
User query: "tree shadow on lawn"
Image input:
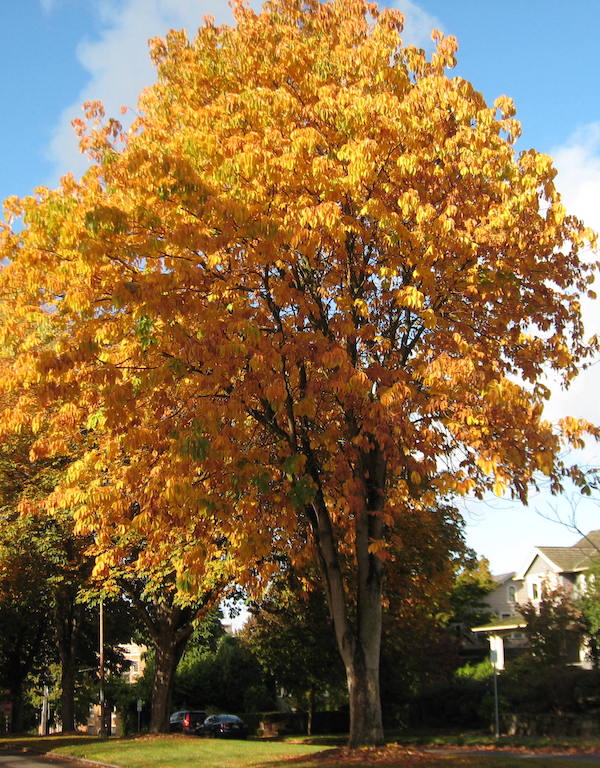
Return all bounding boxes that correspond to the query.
[0,733,106,752]
[0,735,106,756]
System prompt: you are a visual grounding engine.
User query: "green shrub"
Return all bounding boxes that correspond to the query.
[456,660,494,681]
[501,663,600,714]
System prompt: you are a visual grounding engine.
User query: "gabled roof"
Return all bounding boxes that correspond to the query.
[574,530,600,551]
[517,530,600,579]
[536,546,596,572]
[493,571,517,585]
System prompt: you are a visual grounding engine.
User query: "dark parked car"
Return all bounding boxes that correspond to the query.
[196,713,249,739]
[169,710,207,734]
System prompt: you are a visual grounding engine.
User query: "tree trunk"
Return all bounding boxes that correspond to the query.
[57,597,78,733]
[149,615,195,733]
[307,443,386,747]
[347,447,386,748]
[306,687,314,736]
[150,642,178,733]
[60,654,76,733]
[345,609,383,748]
[310,498,385,747]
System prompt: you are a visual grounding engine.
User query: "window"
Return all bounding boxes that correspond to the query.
[507,585,516,603]
[532,582,539,600]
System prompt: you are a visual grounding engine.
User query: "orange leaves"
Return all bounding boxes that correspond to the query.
[379,380,412,407]
[298,200,343,235]
[0,0,597,619]
[367,538,390,560]
[394,285,424,311]
[559,416,600,450]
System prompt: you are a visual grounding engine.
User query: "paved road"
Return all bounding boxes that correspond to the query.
[0,754,64,768]
[0,753,102,768]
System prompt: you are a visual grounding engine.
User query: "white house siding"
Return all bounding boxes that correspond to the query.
[487,575,522,619]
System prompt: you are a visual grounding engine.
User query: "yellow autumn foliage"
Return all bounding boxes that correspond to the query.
[0,1,598,744]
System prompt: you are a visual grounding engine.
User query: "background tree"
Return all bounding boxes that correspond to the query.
[213,634,274,713]
[173,610,226,708]
[87,498,233,735]
[172,613,275,714]
[0,496,134,733]
[449,555,495,642]
[1,0,598,747]
[120,575,221,733]
[379,504,472,717]
[518,586,585,667]
[245,568,345,732]
[577,561,600,668]
[0,392,137,732]
[0,514,55,732]
[0,417,91,732]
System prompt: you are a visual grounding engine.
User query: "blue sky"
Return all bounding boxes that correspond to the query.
[2,0,600,574]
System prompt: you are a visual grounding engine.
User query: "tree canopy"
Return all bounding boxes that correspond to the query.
[1,0,598,746]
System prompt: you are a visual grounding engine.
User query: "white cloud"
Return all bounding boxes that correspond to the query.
[391,0,441,50]
[39,0,59,12]
[542,124,600,430]
[48,0,235,180]
[553,123,600,234]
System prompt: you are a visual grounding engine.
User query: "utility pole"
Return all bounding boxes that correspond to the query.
[99,599,106,738]
[491,649,500,739]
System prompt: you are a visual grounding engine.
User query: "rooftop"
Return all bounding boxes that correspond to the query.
[521,530,600,576]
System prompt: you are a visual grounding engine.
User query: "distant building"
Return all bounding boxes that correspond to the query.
[473,530,600,669]
[120,643,147,684]
[85,643,147,735]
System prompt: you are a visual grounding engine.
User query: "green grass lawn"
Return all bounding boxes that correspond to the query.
[1,734,327,768]
[1,733,599,768]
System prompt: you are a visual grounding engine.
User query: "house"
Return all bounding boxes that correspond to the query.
[516,530,600,602]
[473,530,600,669]
[471,572,527,669]
[486,571,522,620]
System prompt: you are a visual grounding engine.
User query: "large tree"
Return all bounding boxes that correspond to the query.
[1,0,598,746]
